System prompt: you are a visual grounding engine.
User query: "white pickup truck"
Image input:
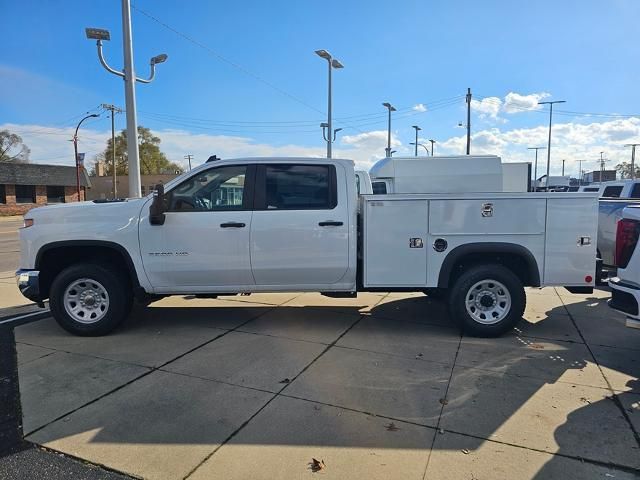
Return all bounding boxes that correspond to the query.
[17,157,598,337]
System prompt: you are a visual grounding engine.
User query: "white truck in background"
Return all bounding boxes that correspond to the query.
[17,156,598,338]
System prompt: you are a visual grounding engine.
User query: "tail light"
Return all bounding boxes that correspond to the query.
[615,218,640,268]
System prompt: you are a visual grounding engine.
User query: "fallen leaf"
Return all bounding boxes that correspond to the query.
[279,378,291,384]
[385,422,400,432]
[415,353,424,359]
[579,397,592,405]
[309,458,326,472]
[528,343,545,350]
[462,448,470,454]
[439,398,449,405]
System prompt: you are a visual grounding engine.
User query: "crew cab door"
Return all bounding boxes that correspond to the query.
[139,164,256,289]
[250,163,349,286]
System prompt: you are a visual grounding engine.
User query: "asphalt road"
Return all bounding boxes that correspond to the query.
[0,218,22,272]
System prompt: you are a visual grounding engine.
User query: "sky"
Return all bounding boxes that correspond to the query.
[1,0,640,177]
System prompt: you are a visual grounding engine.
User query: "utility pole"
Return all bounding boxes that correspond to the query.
[412,126,421,157]
[383,102,396,157]
[538,99,566,185]
[577,159,584,185]
[562,159,565,176]
[101,104,122,199]
[599,151,607,183]
[465,88,472,155]
[184,154,193,171]
[625,143,640,179]
[527,147,546,191]
[429,139,436,156]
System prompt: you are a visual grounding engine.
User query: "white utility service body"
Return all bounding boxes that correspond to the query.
[17,157,598,337]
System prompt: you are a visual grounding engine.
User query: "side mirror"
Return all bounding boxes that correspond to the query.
[149,184,167,225]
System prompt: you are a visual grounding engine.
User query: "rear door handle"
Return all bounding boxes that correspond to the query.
[318,221,343,227]
[220,222,246,228]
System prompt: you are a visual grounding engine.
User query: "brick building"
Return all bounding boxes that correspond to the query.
[0,163,91,216]
[87,173,179,200]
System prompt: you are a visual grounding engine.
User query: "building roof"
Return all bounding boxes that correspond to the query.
[0,162,92,187]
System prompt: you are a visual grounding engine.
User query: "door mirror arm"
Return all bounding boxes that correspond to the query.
[149,184,167,225]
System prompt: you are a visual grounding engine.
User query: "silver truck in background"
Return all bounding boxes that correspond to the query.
[598,180,640,269]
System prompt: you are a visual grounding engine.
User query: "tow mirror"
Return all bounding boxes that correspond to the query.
[149,184,167,225]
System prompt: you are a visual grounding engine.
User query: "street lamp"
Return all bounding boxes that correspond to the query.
[429,139,436,156]
[382,102,396,157]
[409,142,430,156]
[538,99,566,183]
[315,49,343,159]
[73,114,100,201]
[86,0,169,198]
[527,147,546,191]
[412,126,422,157]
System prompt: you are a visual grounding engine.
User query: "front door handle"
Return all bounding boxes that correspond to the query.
[319,221,343,227]
[220,222,246,228]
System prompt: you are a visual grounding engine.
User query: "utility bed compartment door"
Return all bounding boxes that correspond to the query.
[544,197,598,285]
[363,199,428,286]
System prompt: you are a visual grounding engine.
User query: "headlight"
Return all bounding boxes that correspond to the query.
[23,218,34,228]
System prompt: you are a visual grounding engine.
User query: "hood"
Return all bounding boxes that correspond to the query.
[26,197,150,226]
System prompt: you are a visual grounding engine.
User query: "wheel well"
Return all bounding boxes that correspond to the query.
[37,244,137,299]
[438,245,541,289]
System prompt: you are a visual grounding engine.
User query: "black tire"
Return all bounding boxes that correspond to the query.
[49,263,132,336]
[448,264,525,337]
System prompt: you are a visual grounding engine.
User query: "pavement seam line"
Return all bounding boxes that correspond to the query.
[422,327,464,480]
[23,296,293,438]
[558,293,640,448]
[183,293,389,480]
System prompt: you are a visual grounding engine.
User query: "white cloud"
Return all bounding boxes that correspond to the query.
[412,103,427,112]
[470,97,502,120]
[502,92,551,114]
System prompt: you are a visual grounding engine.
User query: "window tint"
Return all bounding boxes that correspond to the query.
[263,164,335,210]
[15,185,36,203]
[583,187,599,192]
[0,184,5,204]
[602,185,623,198]
[630,183,640,199]
[46,186,65,203]
[167,165,247,211]
[372,181,387,194]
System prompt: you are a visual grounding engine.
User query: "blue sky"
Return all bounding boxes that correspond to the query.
[2,0,640,175]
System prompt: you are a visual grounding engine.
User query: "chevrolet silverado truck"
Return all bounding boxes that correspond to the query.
[17,157,598,337]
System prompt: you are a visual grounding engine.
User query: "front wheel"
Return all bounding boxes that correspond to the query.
[49,264,132,336]
[448,264,525,337]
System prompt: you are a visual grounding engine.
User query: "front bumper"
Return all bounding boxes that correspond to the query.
[608,277,640,326]
[15,269,41,303]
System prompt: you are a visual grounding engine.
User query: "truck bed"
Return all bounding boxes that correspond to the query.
[361,192,599,289]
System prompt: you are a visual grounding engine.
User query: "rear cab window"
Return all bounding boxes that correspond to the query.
[602,185,623,198]
[255,164,337,210]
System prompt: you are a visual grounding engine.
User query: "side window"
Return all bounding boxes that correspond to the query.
[260,164,336,210]
[372,181,387,194]
[630,183,640,199]
[602,186,623,198]
[167,165,248,212]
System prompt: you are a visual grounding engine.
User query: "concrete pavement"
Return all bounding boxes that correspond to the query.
[7,288,640,480]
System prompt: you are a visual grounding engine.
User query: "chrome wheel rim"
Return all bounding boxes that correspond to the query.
[63,278,110,324]
[465,279,511,325]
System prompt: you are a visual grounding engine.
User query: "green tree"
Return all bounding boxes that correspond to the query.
[99,126,183,175]
[0,129,30,162]
[615,162,640,180]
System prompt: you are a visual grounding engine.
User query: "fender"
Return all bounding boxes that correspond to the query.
[35,240,143,292]
[437,242,541,288]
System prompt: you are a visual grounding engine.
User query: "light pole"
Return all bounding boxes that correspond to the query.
[409,142,430,155]
[382,102,396,157]
[429,139,436,156]
[73,114,100,201]
[412,125,421,156]
[625,143,640,179]
[527,147,546,191]
[315,50,343,159]
[538,99,566,184]
[86,4,168,198]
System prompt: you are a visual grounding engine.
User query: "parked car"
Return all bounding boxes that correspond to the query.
[17,156,598,337]
[608,205,640,329]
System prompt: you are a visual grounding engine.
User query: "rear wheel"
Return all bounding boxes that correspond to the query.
[49,263,132,336]
[448,264,525,337]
